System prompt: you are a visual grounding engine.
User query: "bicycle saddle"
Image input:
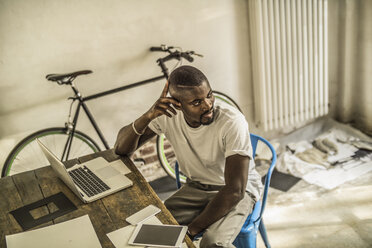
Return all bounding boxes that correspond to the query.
[46,70,93,83]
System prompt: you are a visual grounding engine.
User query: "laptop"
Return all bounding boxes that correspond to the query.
[37,139,133,203]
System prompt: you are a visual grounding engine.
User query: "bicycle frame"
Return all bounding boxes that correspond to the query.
[62,59,170,161]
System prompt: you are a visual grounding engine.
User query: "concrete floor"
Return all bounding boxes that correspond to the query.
[257,173,372,248]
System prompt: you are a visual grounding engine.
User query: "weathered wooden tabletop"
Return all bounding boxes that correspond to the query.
[0,149,195,248]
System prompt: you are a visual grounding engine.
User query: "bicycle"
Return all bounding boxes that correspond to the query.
[2,45,242,181]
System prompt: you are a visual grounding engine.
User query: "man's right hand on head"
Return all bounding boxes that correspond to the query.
[145,81,181,120]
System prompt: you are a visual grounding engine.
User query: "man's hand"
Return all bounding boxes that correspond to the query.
[144,81,181,120]
[114,81,181,155]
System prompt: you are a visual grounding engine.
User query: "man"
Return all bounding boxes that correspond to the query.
[115,65,263,248]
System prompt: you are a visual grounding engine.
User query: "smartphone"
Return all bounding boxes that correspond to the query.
[126,205,161,225]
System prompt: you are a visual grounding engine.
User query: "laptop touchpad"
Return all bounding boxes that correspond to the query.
[96,166,119,179]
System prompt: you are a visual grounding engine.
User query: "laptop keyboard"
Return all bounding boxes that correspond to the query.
[69,166,111,197]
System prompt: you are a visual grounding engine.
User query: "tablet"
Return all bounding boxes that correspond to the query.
[128,224,188,247]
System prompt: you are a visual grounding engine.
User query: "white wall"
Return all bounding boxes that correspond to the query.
[0,0,254,154]
[328,0,372,134]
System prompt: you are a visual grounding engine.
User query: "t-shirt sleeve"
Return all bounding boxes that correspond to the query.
[224,116,253,159]
[148,116,165,135]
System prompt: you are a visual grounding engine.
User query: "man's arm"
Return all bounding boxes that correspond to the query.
[187,154,249,236]
[114,114,157,155]
[114,81,181,155]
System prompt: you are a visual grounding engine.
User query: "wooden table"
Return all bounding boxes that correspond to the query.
[0,149,195,248]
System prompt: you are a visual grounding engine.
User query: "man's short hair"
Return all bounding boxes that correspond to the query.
[169,65,209,87]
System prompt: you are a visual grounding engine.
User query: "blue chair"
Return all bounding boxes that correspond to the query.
[175,134,277,248]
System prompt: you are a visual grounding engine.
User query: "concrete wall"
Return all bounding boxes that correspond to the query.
[0,0,254,155]
[328,0,372,135]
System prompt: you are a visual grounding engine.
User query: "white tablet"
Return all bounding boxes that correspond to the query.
[128,224,188,248]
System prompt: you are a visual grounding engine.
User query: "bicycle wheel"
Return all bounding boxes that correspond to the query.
[2,127,101,177]
[156,91,242,183]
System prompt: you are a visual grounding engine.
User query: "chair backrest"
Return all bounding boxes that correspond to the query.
[174,133,276,221]
[249,134,277,222]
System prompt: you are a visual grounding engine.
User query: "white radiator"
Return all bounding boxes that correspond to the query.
[249,0,328,130]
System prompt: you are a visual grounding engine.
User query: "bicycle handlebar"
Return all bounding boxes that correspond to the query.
[150,45,174,51]
[182,53,194,62]
[150,47,164,52]
[150,45,202,63]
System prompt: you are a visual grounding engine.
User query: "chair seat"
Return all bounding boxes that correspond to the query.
[240,200,261,233]
[232,200,262,247]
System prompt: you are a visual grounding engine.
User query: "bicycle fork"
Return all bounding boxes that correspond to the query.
[62,99,81,161]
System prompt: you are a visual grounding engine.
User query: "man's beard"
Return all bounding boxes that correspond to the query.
[200,107,215,126]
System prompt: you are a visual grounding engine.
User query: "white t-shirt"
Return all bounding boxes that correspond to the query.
[148,100,263,200]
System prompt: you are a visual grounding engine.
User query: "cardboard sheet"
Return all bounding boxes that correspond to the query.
[303,161,372,189]
[6,215,101,248]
